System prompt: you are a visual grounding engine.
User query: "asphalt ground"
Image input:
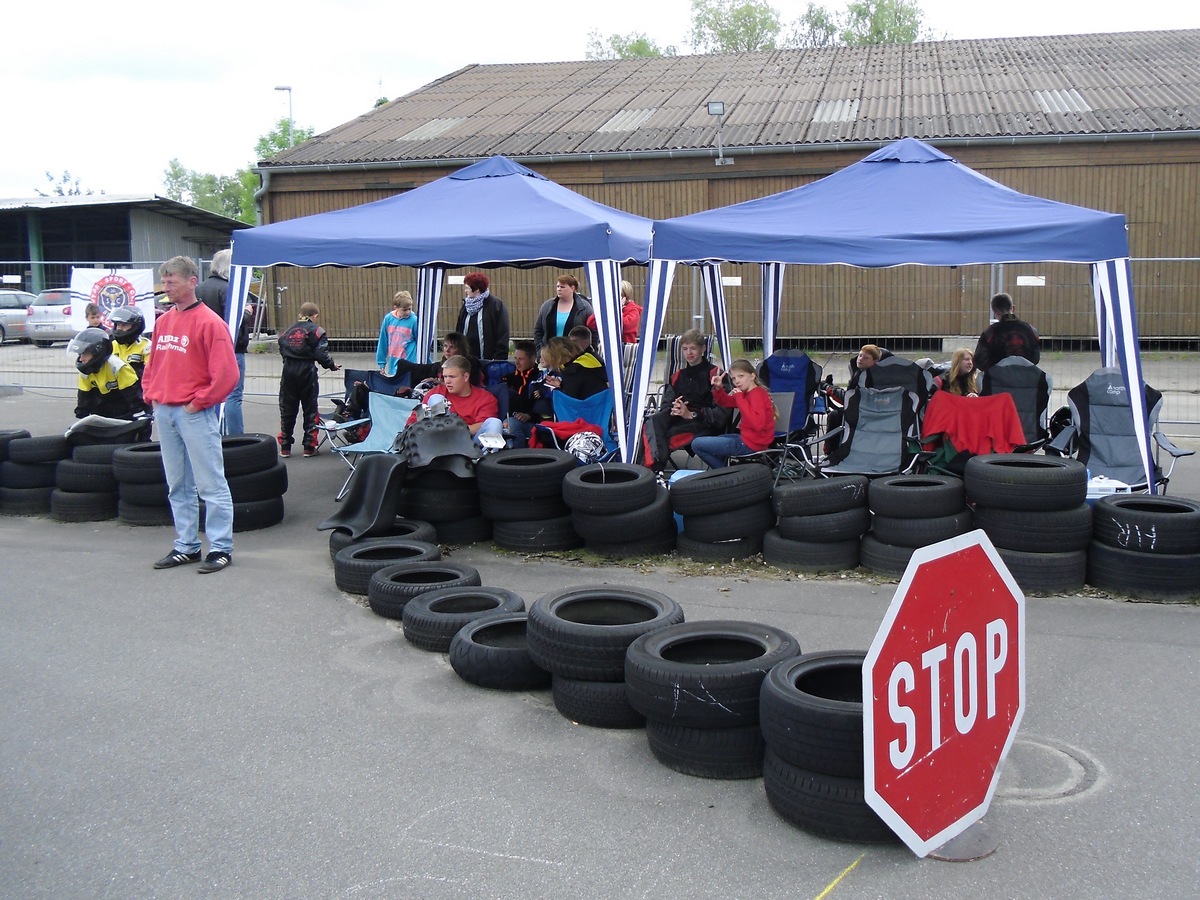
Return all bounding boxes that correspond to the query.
[1,387,1198,899]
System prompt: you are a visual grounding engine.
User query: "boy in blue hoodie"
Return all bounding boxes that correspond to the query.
[376,290,418,376]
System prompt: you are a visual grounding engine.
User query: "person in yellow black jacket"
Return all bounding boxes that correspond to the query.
[109,306,152,380]
[539,336,608,400]
[67,327,150,422]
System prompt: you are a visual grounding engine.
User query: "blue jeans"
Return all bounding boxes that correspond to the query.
[155,403,234,555]
[221,354,246,436]
[691,433,753,469]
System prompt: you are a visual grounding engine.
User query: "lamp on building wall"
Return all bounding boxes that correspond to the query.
[707,101,734,167]
[275,85,294,148]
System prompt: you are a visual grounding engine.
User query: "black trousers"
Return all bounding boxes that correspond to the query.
[279,361,319,449]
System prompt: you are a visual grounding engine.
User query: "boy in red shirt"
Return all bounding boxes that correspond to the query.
[410,356,502,446]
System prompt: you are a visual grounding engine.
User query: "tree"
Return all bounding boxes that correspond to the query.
[256,116,316,160]
[786,2,840,48]
[36,170,95,197]
[586,29,677,60]
[838,0,932,45]
[690,0,782,54]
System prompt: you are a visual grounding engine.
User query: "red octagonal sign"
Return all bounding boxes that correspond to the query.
[863,530,1025,857]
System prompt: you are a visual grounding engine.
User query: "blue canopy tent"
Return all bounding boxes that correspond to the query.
[226,156,653,458]
[635,138,1154,489]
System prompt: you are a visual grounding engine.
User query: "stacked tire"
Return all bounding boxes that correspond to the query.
[671,466,776,561]
[113,442,172,526]
[527,586,684,729]
[764,476,869,572]
[625,621,800,779]
[759,651,896,843]
[1,433,65,516]
[861,475,972,577]
[1086,494,1200,600]
[476,449,581,553]
[53,442,121,522]
[218,434,287,531]
[965,454,1089,593]
[401,469,491,545]
[564,463,675,558]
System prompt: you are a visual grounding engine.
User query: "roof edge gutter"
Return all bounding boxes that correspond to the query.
[254,130,1200,179]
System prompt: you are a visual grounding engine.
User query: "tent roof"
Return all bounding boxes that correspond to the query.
[231,156,653,269]
[651,138,1130,267]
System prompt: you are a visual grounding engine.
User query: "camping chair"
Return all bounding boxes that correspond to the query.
[728,390,826,486]
[621,341,639,408]
[1046,367,1192,492]
[484,360,517,388]
[866,355,934,413]
[532,389,619,462]
[328,393,420,500]
[315,368,411,451]
[978,356,1052,447]
[758,350,822,434]
[813,385,927,477]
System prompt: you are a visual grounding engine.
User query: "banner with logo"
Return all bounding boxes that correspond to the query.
[69,268,157,335]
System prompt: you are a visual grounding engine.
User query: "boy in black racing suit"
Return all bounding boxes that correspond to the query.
[277,302,339,457]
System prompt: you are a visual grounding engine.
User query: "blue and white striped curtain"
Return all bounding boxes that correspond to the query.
[1092,258,1155,492]
[625,259,678,461]
[227,264,253,343]
[761,263,786,359]
[584,259,629,459]
[415,266,445,364]
[698,263,733,367]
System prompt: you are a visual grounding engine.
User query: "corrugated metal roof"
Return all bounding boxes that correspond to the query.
[263,29,1200,169]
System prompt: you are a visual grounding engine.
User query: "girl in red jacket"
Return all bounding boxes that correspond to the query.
[690,359,776,469]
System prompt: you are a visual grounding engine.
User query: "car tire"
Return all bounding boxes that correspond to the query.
[571,487,674,543]
[1086,540,1200,600]
[762,749,897,844]
[118,480,169,507]
[327,518,438,561]
[479,492,569,522]
[675,532,763,562]
[220,434,279,476]
[492,515,583,552]
[367,561,482,619]
[448,613,551,691]
[762,530,860,572]
[585,527,679,559]
[1,460,58,489]
[401,586,526,652]
[433,515,493,545]
[474,449,577,499]
[972,503,1094,553]
[0,429,33,463]
[0,485,54,515]
[868,474,964,518]
[117,499,174,526]
[869,510,974,548]
[773,475,869,517]
[682,500,776,543]
[332,539,443,596]
[226,461,289,504]
[112,443,167,484]
[859,533,914,577]
[50,488,118,522]
[551,677,645,729]
[645,719,766,779]
[965,454,1087,511]
[669,465,774,516]
[56,459,119,493]
[7,434,72,464]
[562,463,657,513]
[776,506,870,543]
[997,547,1087,593]
[1091,495,1200,554]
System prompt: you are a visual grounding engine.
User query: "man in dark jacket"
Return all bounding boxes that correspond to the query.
[974,292,1041,371]
[277,302,339,457]
[642,329,730,473]
[196,249,250,434]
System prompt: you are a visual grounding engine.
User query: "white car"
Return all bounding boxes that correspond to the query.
[0,290,34,344]
[28,288,75,347]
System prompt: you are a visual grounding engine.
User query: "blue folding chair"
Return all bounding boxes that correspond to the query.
[329,393,420,500]
[552,390,617,453]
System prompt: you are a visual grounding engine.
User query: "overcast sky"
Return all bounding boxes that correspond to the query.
[3,1,1195,201]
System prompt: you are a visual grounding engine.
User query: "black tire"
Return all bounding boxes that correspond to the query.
[118,480,170,507]
[645,719,765,779]
[527,585,684,681]
[1086,541,1200,600]
[117,499,174,526]
[585,527,679,559]
[973,504,1094,553]
[479,492,569,522]
[1092,495,1200,555]
[7,434,71,464]
[401,486,481,523]
[562,463,657,514]
[220,434,279,476]
[997,547,1087,594]
[50,488,117,522]
[868,474,964,518]
[776,507,870,543]
[870,510,973,548]
[402,586,526,652]
[859,534,914,577]
[0,429,32,463]
[0,485,53,515]
[71,443,124,464]
[55,459,118,493]
[772,475,869,517]
[492,515,583,552]
[762,530,859,572]
[552,677,645,729]
[327,518,438,561]
[232,496,285,532]
[333,539,443,596]
[112,443,167,484]
[675,532,763,562]
[1,460,58,489]
[760,651,865,777]
[682,500,776,543]
[669,465,774,516]
[965,454,1087,511]
[571,487,674,543]
[762,749,897,844]
[227,461,289,503]
[403,469,477,492]
[433,515,493,545]
[448,613,552,691]
[367,561,482,619]
[474,449,577,499]
[625,620,801,728]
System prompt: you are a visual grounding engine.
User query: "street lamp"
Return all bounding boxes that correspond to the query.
[275,85,293,148]
[707,100,734,166]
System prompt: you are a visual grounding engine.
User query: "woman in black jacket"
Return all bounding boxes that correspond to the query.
[455,272,510,361]
[533,274,594,355]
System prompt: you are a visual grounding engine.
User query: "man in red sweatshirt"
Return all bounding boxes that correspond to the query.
[141,256,240,574]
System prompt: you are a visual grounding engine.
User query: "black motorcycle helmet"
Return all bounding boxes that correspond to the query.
[109,305,146,344]
[67,327,114,375]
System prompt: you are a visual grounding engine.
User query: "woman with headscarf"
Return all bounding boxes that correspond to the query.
[455,272,510,361]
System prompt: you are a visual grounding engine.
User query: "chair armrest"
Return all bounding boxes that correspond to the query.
[1154,431,1194,459]
[317,417,370,433]
[1045,425,1076,456]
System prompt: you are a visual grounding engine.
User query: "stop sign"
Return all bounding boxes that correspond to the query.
[863,529,1025,857]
